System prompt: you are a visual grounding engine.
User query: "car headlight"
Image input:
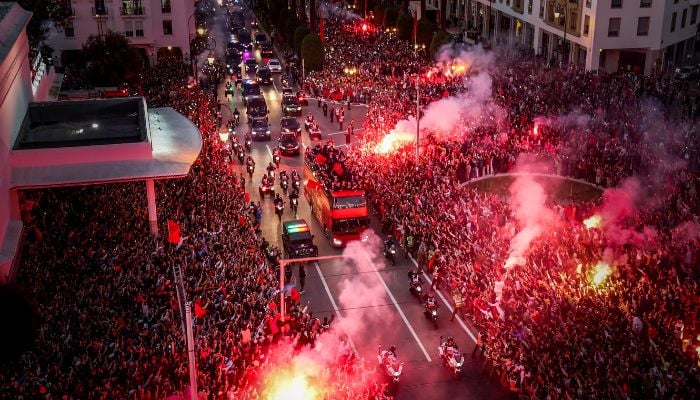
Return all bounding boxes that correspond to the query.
[332,238,342,246]
[266,130,271,134]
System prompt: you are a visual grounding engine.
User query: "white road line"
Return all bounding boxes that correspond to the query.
[408,254,478,343]
[363,254,432,362]
[265,144,273,159]
[302,143,307,149]
[313,262,359,355]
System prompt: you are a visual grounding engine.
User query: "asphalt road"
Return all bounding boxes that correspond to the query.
[207,4,508,399]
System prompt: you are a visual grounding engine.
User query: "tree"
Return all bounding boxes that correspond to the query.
[439,0,447,29]
[17,0,72,48]
[82,31,144,86]
[294,25,310,56]
[384,7,399,27]
[157,46,183,64]
[297,0,306,22]
[416,17,436,47]
[284,16,302,44]
[396,12,413,41]
[372,5,385,27]
[301,33,324,71]
[429,29,451,58]
[309,0,317,33]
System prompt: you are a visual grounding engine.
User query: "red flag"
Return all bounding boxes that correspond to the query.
[245,191,251,202]
[167,220,181,244]
[268,300,277,311]
[194,302,206,318]
[315,153,327,164]
[290,287,301,303]
[332,162,344,176]
[319,16,324,45]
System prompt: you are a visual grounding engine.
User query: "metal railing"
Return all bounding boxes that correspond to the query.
[121,6,144,16]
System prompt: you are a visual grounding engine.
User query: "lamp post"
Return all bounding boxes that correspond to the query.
[415,74,420,165]
[553,1,568,64]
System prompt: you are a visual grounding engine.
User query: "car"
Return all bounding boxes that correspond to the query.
[246,95,268,119]
[278,132,301,155]
[251,18,258,29]
[282,220,319,258]
[244,58,258,72]
[254,32,267,45]
[238,30,252,49]
[296,90,308,106]
[675,66,698,81]
[241,80,261,103]
[226,53,242,76]
[281,87,294,97]
[256,66,273,85]
[248,116,271,140]
[226,40,243,55]
[267,58,282,73]
[280,116,301,137]
[260,41,274,58]
[281,95,302,116]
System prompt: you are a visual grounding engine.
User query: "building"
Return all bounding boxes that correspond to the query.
[414,0,699,75]
[47,0,195,67]
[0,2,202,283]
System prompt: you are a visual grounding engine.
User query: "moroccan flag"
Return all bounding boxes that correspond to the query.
[167,220,181,244]
[315,153,327,164]
[245,191,251,202]
[194,302,206,318]
[290,287,301,303]
[332,162,344,176]
[319,15,324,44]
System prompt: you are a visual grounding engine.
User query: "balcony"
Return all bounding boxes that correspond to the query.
[91,6,108,16]
[121,6,145,16]
[511,0,524,14]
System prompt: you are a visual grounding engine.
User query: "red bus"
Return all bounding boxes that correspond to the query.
[303,147,369,247]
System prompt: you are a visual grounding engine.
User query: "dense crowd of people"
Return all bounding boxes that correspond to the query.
[304,11,699,400]
[1,3,699,400]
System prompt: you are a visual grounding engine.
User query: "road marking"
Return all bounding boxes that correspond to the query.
[265,144,273,159]
[302,143,307,149]
[408,254,478,343]
[363,253,432,362]
[313,261,359,355]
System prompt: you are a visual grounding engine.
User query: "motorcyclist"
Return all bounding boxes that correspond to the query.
[386,345,397,359]
[408,270,421,285]
[385,234,397,250]
[425,292,437,309]
[266,162,276,173]
[290,170,300,181]
[288,188,299,201]
[274,193,284,207]
[279,170,288,181]
[233,107,240,124]
[246,155,255,167]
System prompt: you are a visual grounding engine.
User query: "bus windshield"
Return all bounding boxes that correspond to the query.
[332,217,370,233]
[333,195,365,209]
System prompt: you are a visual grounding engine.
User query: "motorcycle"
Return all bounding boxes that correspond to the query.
[267,169,275,181]
[290,197,298,215]
[377,345,404,384]
[244,136,252,151]
[424,301,439,329]
[237,149,245,163]
[273,153,281,166]
[280,178,288,193]
[292,178,300,190]
[408,274,423,298]
[438,338,465,377]
[275,202,284,221]
[384,242,397,266]
[246,164,255,178]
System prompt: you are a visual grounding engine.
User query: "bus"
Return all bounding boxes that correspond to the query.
[303,146,370,247]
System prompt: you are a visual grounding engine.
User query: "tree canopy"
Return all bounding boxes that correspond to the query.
[82,31,144,86]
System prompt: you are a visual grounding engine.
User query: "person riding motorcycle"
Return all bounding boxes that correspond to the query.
[385,234,398,251]
[246,155,255,167]
[408,270,421,285]
[279,170,288,181]
[288,188,299,201]
[425,292,437,310]
[290,170,299,181]
[266,162,276,173]
[444,336,458,352]
[232,107,240,124]
[274,193,284,207]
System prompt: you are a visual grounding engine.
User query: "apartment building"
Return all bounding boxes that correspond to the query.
[415,0,699,75]
[47,0,195,67]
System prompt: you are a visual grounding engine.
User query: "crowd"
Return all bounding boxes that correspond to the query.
[305,12,699,400]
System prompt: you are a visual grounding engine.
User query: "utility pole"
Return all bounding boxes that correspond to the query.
[185,303,198,400]
[416,77,420,165]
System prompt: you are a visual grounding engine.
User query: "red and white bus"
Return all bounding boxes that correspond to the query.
[303,150,369,247]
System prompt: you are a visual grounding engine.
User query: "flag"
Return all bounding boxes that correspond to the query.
[194,302,207,318]
[332,162,344,176]
[167,220,181,244]
[319,15,325,45]
[315,153,327,164]
[290,287,301,303]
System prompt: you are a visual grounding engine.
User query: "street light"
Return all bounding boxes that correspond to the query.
[207,51,215,64]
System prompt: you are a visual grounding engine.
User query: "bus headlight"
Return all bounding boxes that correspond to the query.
[332,238,342,246]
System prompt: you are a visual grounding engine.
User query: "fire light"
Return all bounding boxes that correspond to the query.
[374,131,413,154]
[532,123,539,137]
[590,261,612,286]
[268,374,319,400]
[583,214,602,230]
[362,23,368,32]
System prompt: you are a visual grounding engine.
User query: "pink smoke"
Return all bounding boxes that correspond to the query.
[598,178,657,247]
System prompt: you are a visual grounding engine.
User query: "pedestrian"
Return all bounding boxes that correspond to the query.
[339,114,344,130]
[450,288,464,322]
[317,97,322,108]
[472,331,486,359]
[299,264,307,293]
[345,127,352,145]
[323,102,328,117]
[430,264,441,290]
[330,107,335,123]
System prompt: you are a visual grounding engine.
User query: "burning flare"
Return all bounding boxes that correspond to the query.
[590,261,613,286]
[267,372,319,400]
[583,214,602,230]
[374,130,414,154]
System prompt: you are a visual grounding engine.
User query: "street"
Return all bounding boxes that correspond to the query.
[211,6,507,399]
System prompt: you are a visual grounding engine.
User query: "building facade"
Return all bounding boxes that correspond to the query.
[418,0,699,75]
[47,0,195,67]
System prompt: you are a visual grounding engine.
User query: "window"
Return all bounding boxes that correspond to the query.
[528,0,533,14]
[682,8,687,28]
[608,17,621,36]
[162,20,172,35]
[640,0,651,7]
[637,16,650,35]
[570,11,577,30]
[671,12,677,32]
[692,6,698,25]
[611,0,622,8]
[94,0,106,14]
[584,15,590,35]
[124,21,134,37]
[161,0,171,13]
[135,21,144,36]
[586,0,591,8]
[65,21,75,37]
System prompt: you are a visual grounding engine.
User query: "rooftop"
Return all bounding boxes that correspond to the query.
[14,98,147,150]
[0,3,32,68]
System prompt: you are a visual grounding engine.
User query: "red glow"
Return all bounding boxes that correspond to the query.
[361,23,368,32]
